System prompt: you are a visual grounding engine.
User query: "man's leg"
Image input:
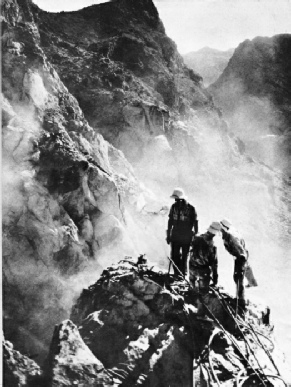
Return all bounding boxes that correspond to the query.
[234,258,247,314]
[171,242,181,276]
[198,268,211,295]
[181,243,191,276]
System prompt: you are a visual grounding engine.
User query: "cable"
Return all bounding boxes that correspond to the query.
[237,373,288,387]
[235,315,279,375]
[207,329,222,386]
[200,299,268,387]
[166,256,267,386]
[211,286,280,376]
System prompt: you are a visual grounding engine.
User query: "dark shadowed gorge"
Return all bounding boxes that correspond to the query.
[183,47,234,87]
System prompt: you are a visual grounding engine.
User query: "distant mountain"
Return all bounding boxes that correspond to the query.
[209,34,291,173]
[183,46,234,86]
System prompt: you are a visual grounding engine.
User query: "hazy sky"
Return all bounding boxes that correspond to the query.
[33,0,291,53]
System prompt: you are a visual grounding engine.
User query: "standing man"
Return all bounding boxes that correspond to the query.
[220,219,249,311]
[166,188,198,277]
[189,222,220,294]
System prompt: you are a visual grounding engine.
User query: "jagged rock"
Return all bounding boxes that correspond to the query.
[2,0,175,363]
[32,0,219,168]
[46,319,112,386]
[70,269,198,386]
[1,94,16,126]
[65,263,287,386]
[3,337,42,386]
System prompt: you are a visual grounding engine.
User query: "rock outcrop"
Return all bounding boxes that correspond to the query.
[3,337,42,386]
[31,0,228,193]
[209,34,291,173]
[1,0,167,364]
[7,259,289,386]
[46,319,112,386]
[183,47,234,87]
[68,260,288,386]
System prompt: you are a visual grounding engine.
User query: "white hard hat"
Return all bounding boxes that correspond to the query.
[220,219,232,230]
[207,221,221,235]
[170,188,186,200]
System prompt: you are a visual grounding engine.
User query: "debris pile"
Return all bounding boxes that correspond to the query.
[68,256,282,386]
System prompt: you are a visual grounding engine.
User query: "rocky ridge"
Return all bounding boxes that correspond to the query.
[2,0,291,375]
[4,257,289,386]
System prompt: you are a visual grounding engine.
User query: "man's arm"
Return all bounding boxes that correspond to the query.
[166,206,174,244]
[211,246,218,285]
[230,235,247,259]
[191,205,198,234]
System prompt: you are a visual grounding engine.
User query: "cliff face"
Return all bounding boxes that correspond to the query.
[1,0,168,363]
[183,47,234,87]
[2,0,291,373]
[209,35,291,173]
[31,0,218,178]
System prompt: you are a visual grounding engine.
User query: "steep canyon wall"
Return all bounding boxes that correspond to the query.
[2,0,290,366]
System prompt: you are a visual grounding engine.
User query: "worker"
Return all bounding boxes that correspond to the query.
[166,188,198,277]
[220,219,249,311]
[188,222,220,294]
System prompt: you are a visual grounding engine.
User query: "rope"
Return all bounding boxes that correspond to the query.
[165,256,286,386]
[235,316,279,375]
[212,292,268,382]
[200,299,268,387]
[237,373,288,387]
[210,286,281,381]
[166,256,267,386]
[212,290,275,350]
[207,329,222,386]
[234,318,274,350]
[211,286,280,376]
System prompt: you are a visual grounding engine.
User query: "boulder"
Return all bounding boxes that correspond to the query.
[46,319,112,386]
[3,337,42,386]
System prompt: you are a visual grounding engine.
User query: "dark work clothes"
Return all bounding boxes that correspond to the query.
[189,234,218,292]
[168,200,198,276]
[168,200,198,244]
[222,231,248,260]
[171,242,190,276]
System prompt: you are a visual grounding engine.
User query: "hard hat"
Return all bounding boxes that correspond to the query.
[207,221,222,235]
[170,188,186,199]
[220,219,232,231]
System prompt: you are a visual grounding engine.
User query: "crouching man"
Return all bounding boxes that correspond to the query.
[220,219,250,312]
[189,222,221,294]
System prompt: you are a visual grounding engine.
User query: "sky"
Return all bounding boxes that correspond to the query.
[33,0,291,53]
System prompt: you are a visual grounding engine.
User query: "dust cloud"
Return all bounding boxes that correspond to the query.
[206,75,291,365]
[126,104,291,368]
